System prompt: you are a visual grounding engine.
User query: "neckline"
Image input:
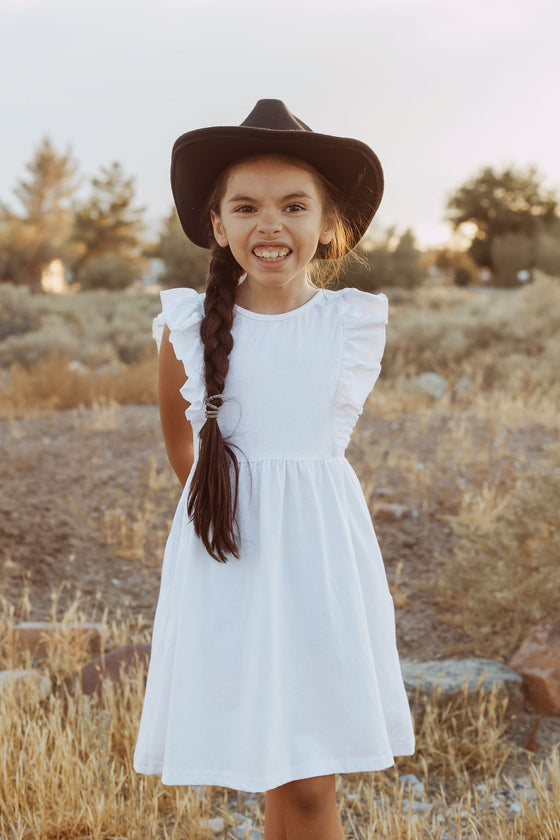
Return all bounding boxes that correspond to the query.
[233,289,324,320]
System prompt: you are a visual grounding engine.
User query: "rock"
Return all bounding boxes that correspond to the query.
[11,621,105,660]
[226,814,261,840]
[233,822,261,840]
[199,816,226,835]
[399,774,427,812]
[411,372,449,399]
[400,657,524,712]
[0,669,52,705]
[62,643,151,702]
[508,621,560,714]
[375,503,409,521]
[400,774,426,799]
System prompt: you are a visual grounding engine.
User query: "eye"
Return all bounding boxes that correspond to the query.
[285,203,305,213]
[233,205,255,213]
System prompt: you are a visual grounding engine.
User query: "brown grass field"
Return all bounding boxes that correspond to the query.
[0,271,559,838]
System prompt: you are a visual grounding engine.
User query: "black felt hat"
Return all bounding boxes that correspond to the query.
[170,99,384,255]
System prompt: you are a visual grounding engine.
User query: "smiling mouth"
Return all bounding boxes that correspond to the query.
[252,248,292,262]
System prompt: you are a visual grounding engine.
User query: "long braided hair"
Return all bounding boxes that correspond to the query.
[187,153,358,563]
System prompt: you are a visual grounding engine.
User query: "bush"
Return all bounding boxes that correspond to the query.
[434,441,560,657]
[0,350,157,416]
[490,231,533,287]
[383,270,560,390]
[0,284,40,341]
[0,287,161,369]
[454,266,473,286]
[535,221,560,277]
[76,256,141,291]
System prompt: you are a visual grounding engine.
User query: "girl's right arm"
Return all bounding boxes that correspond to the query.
[158,324,195,487]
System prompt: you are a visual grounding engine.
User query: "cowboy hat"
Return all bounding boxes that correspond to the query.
[170,98,384,255]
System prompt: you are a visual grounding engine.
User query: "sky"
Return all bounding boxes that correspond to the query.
[1,0,558,249]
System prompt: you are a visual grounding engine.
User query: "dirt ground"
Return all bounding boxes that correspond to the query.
[0,401,556,659]
[1,402,559,765]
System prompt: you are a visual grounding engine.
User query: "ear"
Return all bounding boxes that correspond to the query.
[210,209,228,247]
[319,226,333,245]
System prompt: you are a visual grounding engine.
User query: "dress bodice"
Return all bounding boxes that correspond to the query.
[152,285,388,464]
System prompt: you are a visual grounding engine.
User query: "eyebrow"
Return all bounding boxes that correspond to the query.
[227,192,313,204]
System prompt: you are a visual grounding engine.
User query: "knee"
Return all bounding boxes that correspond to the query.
[277,774,335,813]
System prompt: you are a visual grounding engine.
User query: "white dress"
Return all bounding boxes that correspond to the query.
[133,284,415,793]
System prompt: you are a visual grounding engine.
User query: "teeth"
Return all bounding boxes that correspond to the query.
[254,248,291,260]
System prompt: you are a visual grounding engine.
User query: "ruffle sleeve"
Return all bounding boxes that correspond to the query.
[152,287,206,425]
[335,287,388,453]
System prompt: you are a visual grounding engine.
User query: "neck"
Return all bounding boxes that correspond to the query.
[235,274,317,315]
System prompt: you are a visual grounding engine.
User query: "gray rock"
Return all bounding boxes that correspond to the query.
[400,773,426,799]
[199,816,225,835]
[400,657,524,712]
[231,818,261,840]
[411,372,449,399]
[402,800,428,812]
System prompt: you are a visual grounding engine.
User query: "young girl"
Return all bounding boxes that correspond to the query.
[133,99,415,840]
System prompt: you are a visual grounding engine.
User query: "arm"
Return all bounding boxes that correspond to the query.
[158,324,195,487]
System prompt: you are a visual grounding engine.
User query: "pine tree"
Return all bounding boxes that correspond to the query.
[0,136,81,288]
[70,161,147,284]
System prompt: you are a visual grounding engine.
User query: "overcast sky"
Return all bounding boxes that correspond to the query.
[1,0,558,248]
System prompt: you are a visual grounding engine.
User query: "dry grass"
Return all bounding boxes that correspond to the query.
[433,441,560,658]
[102,455,177,569]
[0,350,157,418]
[383,270,560,394]
[1,589,559,839]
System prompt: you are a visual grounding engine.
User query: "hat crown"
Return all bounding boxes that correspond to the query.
[240,99,313,133]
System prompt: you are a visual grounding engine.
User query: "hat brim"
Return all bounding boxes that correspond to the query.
[170,126,384,254]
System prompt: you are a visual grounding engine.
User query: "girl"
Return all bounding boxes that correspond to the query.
[134,99,415,840]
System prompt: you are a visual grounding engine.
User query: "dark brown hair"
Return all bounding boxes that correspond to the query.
[186,153,359,562]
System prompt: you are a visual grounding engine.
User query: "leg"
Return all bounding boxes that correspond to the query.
[271,773,346,840]
[264,786,288,840]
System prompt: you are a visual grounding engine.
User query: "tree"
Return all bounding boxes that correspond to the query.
[343,227,425,291]
[70,161,147,284]
[534,217,560,278]
[0,136,81,289]
[77,254,142,291]
[390,229,424,288]
[445,164,558,271]
[491,231,535,287]
[155,208,209,290]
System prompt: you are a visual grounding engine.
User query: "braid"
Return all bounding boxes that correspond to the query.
[186,242,245,563]
[187,151,355,563]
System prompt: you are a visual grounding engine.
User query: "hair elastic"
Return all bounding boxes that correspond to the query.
[203,394,222,419]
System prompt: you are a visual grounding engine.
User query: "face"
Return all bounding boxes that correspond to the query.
[210,155,333,293]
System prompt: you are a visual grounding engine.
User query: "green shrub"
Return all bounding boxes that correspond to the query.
[0,286,160,368]
[0,284,40,341]
[76,255,141,291]
[490,231,533,287]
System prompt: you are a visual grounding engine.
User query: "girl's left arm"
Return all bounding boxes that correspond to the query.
[158,324,195,487]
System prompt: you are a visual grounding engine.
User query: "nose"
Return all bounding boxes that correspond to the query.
[258,206,282,234]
